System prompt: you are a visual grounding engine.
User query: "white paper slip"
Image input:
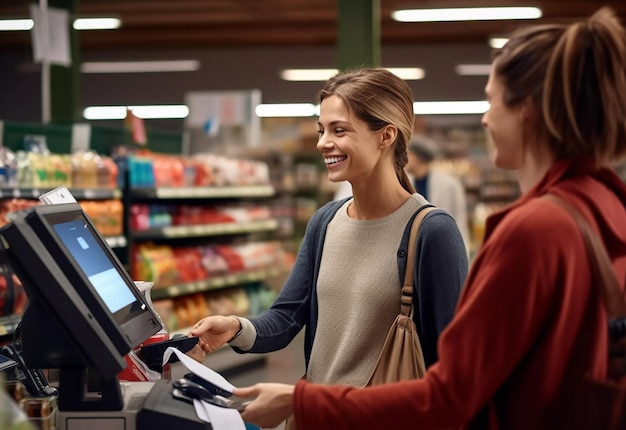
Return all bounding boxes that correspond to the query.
[162,346,236,394]
[194,398,246,430]
[39,186,78,205]
[193,398,211,423]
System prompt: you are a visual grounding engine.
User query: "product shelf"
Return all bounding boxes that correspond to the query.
[130,185,275,200]
[132,219,279,240]
[151,267,283,300]
[124,156,285,376]
[0,188,121,200]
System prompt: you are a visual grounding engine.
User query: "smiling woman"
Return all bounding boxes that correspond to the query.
[188,67,468,430]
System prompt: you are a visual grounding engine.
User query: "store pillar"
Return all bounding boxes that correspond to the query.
[47,0,80,123]
[337,0,381,70]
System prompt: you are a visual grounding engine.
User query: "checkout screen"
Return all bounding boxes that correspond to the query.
[52,219,137,314]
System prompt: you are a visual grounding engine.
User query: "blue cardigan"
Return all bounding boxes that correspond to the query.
[238,197,468,368]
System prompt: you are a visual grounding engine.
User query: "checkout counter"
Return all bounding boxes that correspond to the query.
[0,197,245,429]
[58,379,210,430]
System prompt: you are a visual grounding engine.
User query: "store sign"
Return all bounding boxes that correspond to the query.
[29,5,71,67]
[184,90,262,148]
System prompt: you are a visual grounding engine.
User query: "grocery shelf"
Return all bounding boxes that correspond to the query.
[0,188,121,200]
[132,219,279,240]
[130,185,275,200]
[151,267,283,300]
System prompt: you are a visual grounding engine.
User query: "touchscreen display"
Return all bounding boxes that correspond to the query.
[52,219,137,314]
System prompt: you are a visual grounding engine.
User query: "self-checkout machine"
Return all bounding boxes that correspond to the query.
[0,187,224,429]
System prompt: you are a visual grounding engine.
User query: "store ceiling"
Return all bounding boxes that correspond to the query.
[1,0,626,51]
[2,1,626,129]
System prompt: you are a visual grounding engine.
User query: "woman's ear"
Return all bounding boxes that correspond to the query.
[380,125,398,148]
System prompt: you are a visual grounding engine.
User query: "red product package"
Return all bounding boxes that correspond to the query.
[216,245,245,272]
[118,332,171,382]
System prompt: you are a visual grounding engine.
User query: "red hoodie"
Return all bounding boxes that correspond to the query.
[294,159,626,429]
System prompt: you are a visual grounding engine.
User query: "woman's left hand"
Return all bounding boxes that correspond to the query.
[233,383,295,428]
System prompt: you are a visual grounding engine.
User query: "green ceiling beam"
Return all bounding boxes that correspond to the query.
[336,0,381,71]
[48,0,80,123]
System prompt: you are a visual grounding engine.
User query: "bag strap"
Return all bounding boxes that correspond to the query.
[401,206,437,318]
[542,195,626,319]
[542,194,626,375]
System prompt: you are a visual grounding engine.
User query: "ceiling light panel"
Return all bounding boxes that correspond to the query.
[413,101,489,115]
[489,37,509,49]
[73,18,121,30]
[0,19,34,31]
[255,104,319,118]
[392,7,542,22]
[81,60,200,73]
[83,105,189,120]
[455,64,492,76]
[281,67,424,81]
[0,17,121,31]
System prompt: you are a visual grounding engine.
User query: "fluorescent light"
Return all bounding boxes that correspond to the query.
[83,106,127,120]
[455,64,492,76]
[392,7,542,22]
[413,101,488,115]
[281,69,338,81]
[129,105,189,119]
[0,17,120,31]
[489,37,509,49]
[73,18,121,30]
[253,101,487,118]
[83,105,189,120]
[385,67,425,80]
[281,67,425,81]
[255,103,318,118]
[0,19,34,31]
[86,101,489,120]
[81,60,200,73]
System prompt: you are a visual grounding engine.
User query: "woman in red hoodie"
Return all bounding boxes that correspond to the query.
[233,7,626,430]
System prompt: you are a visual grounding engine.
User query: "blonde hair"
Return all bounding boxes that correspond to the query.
[492,7,626,164]
[319,68,416,193]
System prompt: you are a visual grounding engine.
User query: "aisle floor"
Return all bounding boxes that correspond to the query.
[225,330,306,430]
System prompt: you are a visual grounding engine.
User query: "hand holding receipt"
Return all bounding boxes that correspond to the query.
[163,347,254,429]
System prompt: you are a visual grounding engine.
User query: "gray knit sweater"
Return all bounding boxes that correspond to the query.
[231,194,468,375]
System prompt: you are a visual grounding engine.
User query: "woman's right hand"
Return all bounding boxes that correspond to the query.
[188,315,242,354]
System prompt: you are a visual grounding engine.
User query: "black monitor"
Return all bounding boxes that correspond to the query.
[0,202,162,411]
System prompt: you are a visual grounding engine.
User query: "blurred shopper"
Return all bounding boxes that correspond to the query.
[335,134,470,251]
[405,134,470,251]
[189,68,468,427]
[232,7,626,430]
